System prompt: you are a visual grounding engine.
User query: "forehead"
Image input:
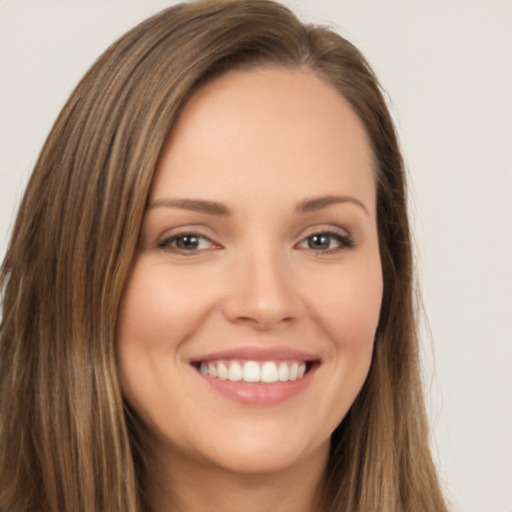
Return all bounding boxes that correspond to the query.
[152,67,375,215]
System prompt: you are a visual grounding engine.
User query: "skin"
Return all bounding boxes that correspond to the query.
[117,67,383,512]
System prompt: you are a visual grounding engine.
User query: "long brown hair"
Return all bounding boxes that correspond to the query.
[0,1,448,510]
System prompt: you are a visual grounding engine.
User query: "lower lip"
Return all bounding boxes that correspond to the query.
[195,366,317,405]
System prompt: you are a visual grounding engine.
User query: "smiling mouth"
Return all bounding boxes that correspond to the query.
[192,359,318,383]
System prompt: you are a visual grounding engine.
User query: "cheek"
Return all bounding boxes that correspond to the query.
[310,259,383,348]
[116,262,216,434]
[116,262,210,407]
[297,259,382,438]
[117,262,211,349]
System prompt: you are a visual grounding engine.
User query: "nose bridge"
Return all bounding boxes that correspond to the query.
[223,238,300,329]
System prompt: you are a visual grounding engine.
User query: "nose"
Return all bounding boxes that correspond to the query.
[221,248,302,331]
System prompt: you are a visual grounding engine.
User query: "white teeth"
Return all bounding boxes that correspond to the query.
[261,361,278,383]
[243,361,260,382]
[228,361,243,381]
[197,359,310,383]
[289,362,298,381]
[278,362,289,381]
[217,362,228,380]
[208,362,218,378]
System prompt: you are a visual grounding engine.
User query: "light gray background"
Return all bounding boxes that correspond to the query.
[1,1,511,511]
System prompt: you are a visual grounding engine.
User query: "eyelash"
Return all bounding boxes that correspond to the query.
[296,231,354,253]
[157,232,217,254]
[157,230,354,255]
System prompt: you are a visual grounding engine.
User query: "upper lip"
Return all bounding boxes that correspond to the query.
[189,346,320,363]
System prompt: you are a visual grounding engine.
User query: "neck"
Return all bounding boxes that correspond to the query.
[143,441,329,512]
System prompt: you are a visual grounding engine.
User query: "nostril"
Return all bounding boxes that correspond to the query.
[231,314,296,331]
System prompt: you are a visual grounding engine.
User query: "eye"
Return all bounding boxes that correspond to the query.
[158,233,217,254]
[297,232,353,253]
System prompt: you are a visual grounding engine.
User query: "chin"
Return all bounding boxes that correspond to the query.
[193,426,330,476]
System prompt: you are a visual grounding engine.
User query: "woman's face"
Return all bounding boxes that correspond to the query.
[117,68,382,476]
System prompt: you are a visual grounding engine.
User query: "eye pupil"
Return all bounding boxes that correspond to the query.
[176,235,199,250]
[308,234,331,250]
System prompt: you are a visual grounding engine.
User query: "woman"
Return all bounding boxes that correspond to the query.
[0,1,449,511]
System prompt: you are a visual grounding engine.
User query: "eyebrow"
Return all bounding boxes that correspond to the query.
[147,195,368,216]
[147,198,231,215]
[295,195,369,216]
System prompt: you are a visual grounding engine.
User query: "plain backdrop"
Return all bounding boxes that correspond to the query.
[1,1,511,511]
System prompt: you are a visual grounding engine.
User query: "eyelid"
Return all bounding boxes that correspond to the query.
[153,224,354,255]
[157,227,222,254]
[295,224,352,242]
[294,225,355,252]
